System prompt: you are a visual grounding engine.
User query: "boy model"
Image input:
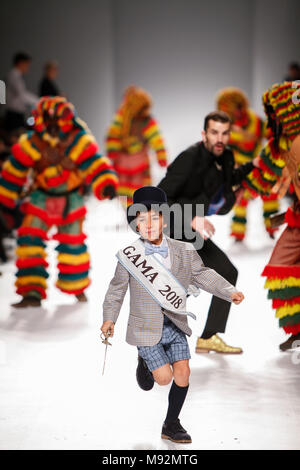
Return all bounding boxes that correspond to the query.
[101,186,244,443]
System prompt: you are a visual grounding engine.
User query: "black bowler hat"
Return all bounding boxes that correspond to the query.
[126,186,168,227]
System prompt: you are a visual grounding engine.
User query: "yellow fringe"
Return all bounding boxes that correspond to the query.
[69,134,95,162]
[19,134,41,161]
[3,160,27,178]
[230,222,246,233]
[265,276,300,290]
[234,206,247,217]
[92,172,118,193]
[275,303,300,319]
[56,277,90,290]
[0,185,18,201]
[263,200,279,211]
[15,276,47,288]
[16,246,47,258]
[57,252,90,265]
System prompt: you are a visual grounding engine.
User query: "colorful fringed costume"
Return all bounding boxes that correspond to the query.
[105,86,167,205]
[243,82,300,340]
[217,87,279,240]
[0,97,118,304]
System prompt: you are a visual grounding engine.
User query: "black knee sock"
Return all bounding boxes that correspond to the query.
[200,329,216,339]
[165,381,189,424]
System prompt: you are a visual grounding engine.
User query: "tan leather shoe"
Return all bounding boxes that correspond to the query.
[195,334,243,354]
[76,292,88,302]
[11,296,41,308]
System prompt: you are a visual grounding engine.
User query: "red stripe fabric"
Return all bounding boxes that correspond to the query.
[21,202,87,225]
[76,142,99,164]
[262,264,300,278]
[283,323,300,335]
[52,232,87,244]
[1,169,26,186]
[0,193,16,208]
[57,262,90,273]
[16,258,49,268]
[114,162,149,175]
[272,296,300,308]
[285,207,300,228]
[17,284,46,299]
[85,161,112,185]
[12,143,34,166]
[18,226,49,240]
[94,177,118,200]
[46,169,70,187]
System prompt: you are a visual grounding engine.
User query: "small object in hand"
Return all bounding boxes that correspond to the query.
[101,332,112,376]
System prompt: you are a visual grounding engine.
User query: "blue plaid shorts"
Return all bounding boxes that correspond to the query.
[137,315,191,372]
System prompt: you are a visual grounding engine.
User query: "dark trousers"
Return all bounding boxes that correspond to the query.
[195,238,238,334]
[4,110,25,132]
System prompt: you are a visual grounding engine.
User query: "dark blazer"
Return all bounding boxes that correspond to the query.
[158,141,254,217]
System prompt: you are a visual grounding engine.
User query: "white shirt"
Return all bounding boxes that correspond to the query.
[6,67,38,113]
[144,235,171,270]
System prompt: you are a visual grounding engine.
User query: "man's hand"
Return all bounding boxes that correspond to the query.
[101,320,115,338]
[231,291,244,304]
[191,216,215,240]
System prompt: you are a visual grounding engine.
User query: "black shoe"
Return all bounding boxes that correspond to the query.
[136,356,154,391]
[279,333,300,351]
[161,419,192,443]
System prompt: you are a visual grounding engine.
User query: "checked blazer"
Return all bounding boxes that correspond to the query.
[102,236,237,346]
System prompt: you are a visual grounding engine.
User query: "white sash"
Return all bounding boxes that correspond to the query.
[116,239,200,320]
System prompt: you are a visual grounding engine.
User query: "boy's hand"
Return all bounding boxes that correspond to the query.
[191,216,215,239]
[231,291,244,304]
[101,321,115,338]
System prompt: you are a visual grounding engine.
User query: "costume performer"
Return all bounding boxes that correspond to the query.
[242,82,300,351]
[216,87,279,241]
[158,111,261,354]
[0,96,118,308]
[101,186,244,443]
[105,86,167,205]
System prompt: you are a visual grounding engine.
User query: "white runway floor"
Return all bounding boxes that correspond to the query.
[0,195,299,450]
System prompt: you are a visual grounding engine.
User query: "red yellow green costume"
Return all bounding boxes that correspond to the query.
[243,82,300,337]
[0,97,118,301]
[105,86,167,205]
[217,87,279,240]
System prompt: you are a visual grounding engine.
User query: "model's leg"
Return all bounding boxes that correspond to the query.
[152,363,173,385]
[161,360,191,443]
[230,189,252,241]
[262,224,300,350]
[262,193,280,238]
[164,360,189,423]
[198,238,238,335]
[55,218,90,299]
[13,214,50,307]
[194,238,242,353]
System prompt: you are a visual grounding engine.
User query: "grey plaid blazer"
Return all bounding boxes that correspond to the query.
[102,236,237,346]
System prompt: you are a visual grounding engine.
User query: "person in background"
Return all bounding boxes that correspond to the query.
[39,61,61,97]
[4,52,38,133]
[216,87,278,241]
[158,111,260,355]
[284,62,300,82]
[105,85,168,206]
